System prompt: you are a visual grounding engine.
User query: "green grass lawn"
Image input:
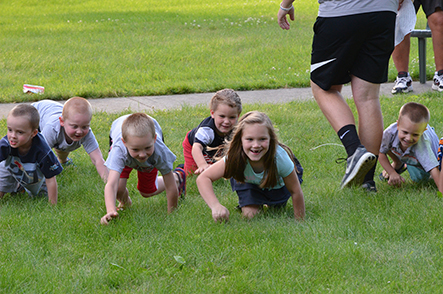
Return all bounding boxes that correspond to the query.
[0,0,431,103]
[1,1,442,292]
[1,92,443,293]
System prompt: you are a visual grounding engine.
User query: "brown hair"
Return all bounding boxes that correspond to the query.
[398,102,430,124]
[223,111,281,189]
[209,89,242,114]
[8,104,40,130]
[62,97,93,120]
[121,113,156,141]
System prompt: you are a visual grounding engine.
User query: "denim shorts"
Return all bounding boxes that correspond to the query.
[230,178,291,208]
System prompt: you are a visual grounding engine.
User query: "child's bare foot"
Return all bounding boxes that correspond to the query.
[380,170,389,180]
[117,196,132,211]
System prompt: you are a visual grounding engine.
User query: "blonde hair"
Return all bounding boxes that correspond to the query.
[223,111,284,189]
[121,113,156,141]
[398,102,430,124]
[62,97,93,120]
[209,89,242,114]
[8,104,40,130]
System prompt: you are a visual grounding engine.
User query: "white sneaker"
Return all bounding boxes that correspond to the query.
[391,72,413,94]
[432,71,443,92]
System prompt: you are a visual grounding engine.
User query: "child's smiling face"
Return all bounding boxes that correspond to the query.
[397,116,427,151]
[241,123,270,163]
[210,104,240,136]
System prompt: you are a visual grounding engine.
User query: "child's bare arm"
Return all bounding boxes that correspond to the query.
[378,152,395,173]
[192,143,211,174]
[101,170,120,225]
[379,152,405,186]
[429,167,441,192]
[45,176,58,205]
[88,148,108,182]
[283,170,305,220]
[196,160,229,222]
[163,171,179,213]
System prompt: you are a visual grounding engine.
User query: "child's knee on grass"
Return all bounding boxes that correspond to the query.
[140,190,157,198]
[241,205,261,219]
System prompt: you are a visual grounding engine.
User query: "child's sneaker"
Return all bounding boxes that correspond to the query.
[174,167,186,199]
[62,157,76,167]
[391,72,413,94]
[361,180,377,193]
[432,70,443,92]
[10,184,25,196]
[340,146,376,189]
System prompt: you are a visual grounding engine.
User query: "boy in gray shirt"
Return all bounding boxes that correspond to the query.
[32,97,108,182]
[379,102,439,188]
[101,113,186,225]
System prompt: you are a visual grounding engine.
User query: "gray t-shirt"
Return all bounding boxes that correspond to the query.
[380,122,439,172]
[105,114,176,175]
[32,100,99,154]
[318,0,398,17]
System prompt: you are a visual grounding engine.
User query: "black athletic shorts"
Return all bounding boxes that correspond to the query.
[414,0,443,17]
[310,11,396,91]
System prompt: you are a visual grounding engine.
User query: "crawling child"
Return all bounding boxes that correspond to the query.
[379,102,440,189]
[32,98,108,181]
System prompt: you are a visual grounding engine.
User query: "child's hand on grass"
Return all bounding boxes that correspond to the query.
[101,211,118,225]
[388,173,405,187]
[211,204,230,223]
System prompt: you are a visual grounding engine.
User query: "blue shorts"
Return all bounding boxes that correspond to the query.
[230,154,304,207]
[407,165,431,183]
[230,179,291,208]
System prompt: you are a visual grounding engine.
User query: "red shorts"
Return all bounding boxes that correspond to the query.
[182,131,198,175]
[120,166,159,194]
[182,130,214,175]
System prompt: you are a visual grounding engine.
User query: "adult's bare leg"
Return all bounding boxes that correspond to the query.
[312,78,378,188]
[351,76,384,156]
[391,34,411,73]
[428,9,443,71]
[310,81,355,132]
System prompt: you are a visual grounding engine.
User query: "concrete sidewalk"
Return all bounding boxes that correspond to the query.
[0,81,436,119]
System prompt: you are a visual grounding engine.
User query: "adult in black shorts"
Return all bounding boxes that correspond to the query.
[278,0,400,191]
[392,0,443,93]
